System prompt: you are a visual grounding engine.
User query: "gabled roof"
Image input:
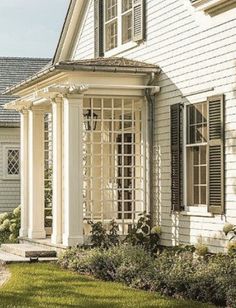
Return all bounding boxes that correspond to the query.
[0,57,50,126]
[4,57,159,96]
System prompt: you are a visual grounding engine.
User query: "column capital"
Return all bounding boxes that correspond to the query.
[51,95,63,104]
[29,106,46,113]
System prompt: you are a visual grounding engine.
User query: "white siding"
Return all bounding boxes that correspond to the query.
[72,0,236,252]
[0,128,20,213]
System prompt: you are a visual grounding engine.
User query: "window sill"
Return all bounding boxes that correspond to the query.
[191,0,236,15]
[181,211,214,218]
[2,176,20,181]
[105,41,138,58]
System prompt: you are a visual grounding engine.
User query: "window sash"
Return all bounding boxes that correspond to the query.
[185,102,208,207]
[104,0,133,52]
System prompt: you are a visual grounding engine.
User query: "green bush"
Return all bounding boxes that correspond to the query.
[0,206,21,244]
[59,244,236,307]
[125,212,161,254]
[88,220,120,249]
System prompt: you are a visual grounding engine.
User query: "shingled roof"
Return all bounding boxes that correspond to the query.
[3,57,159,96]
[0,57,50,126]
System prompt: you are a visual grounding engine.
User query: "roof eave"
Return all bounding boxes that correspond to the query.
[3,63,160,96]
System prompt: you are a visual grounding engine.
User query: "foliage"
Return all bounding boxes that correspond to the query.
[88,219,120,249]
[195,243,209,257]
[125,212,161,254]
[223,223,236,254]
[0,263,208,308]
[0,206,21,244]
[59,244,236,307]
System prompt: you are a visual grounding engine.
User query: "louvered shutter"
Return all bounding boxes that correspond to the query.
[132,0,146,42]
[171,103,183,211]
[207,95,225,214]
[94,0,104,58]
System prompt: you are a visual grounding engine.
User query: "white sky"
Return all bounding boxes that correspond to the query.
[0,0,69,58]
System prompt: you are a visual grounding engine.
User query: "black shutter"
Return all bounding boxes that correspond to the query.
[207,95,225,214]
[94,0,104,58]
[171,103,183,211]
[132,0,146,42]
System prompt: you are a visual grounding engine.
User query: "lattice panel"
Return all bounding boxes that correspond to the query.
[82,97,147,235]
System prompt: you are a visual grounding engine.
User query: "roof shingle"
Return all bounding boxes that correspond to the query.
[0,57,50,126]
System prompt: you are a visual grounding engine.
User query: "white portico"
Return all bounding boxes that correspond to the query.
[4,58,160,247]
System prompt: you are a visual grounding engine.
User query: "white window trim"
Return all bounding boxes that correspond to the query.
[183,101,210,215]
[3,144,20,181]
[104,0,138,57]
[191,0,235,14]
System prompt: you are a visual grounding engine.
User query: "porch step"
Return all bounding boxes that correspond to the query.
[0,249,58,264]
[0,244,57,258]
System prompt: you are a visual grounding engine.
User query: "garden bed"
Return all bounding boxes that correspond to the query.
[58,244,236,307]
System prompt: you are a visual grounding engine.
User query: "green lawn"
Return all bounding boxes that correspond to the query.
[0,263,214,308]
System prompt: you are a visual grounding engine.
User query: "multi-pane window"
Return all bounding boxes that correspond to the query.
[3,145,20,179]
[186,102,208,206]
[7,149,20,176]
[122,0,133,44]
[105,0,118,51]
[105,0,133,52]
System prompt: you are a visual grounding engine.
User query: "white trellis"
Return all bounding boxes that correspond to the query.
[82,97,147,235]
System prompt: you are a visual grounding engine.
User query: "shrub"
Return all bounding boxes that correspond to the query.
[0,206,21,244]
[125,212,161,254]
[59,244,236,307]
[88,220,120,249]
[195,243,208,257]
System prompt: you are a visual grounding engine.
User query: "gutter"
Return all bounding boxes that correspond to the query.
[3,63,160,96]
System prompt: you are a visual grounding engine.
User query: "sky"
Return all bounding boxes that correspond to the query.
[0,0,69,58]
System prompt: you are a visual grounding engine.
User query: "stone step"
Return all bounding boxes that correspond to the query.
[0,249,58,264]
[1,244,57,258]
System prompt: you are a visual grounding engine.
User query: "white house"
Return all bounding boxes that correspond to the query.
[4,0,236,252]
[0,57,49,213]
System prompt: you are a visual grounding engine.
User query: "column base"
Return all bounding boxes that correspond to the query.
[20,229,28,238]
[62,234,84,247]
[28,229,46,239]
[51,234,62,245]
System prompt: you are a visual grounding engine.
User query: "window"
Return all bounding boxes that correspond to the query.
[186,102,208,207]
[94,0,145,57]
[105,0,133,52]
[3,145,20,180]
[171,95,225,215]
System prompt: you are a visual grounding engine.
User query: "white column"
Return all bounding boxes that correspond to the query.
[63,95,84,247]
[51,98,63,244]
[28,108,46,239]
[19,110,29,238]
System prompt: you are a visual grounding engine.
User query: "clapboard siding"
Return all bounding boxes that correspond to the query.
[0,128,20,213]
[73,0,236,251]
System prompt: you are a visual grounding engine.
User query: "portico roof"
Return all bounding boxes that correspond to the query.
[3,57,160,96]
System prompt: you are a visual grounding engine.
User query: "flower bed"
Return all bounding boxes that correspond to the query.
[59,245,236,307]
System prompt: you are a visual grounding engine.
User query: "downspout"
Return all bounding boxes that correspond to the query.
[145,72,160,227]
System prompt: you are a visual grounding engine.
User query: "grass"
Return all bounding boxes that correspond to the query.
[0,263,214,308]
